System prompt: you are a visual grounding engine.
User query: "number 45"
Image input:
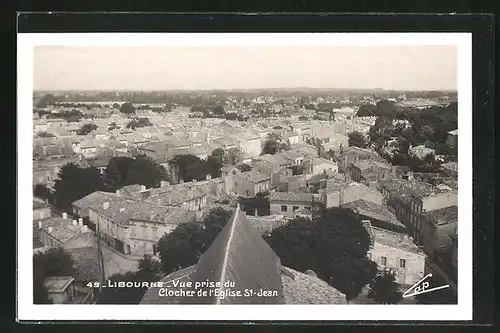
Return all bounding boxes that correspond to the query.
[87,281,100,288]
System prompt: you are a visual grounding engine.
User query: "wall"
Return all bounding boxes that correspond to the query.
[128,223,177,256]
[325,185,383,208]
[33,207,51,221]
[239,137,261,159]
[270,201,314,219]
[420,220,457,259]
[368,242,426,286]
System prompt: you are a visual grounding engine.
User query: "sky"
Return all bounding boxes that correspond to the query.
[33,45,457,91]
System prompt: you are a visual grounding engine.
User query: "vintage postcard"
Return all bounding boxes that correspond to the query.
[17,33,472,321]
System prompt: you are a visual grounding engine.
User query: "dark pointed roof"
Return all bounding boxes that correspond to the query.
[184,205,285,304]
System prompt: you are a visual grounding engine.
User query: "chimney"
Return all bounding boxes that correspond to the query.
[103,201,109,210]
[62,212,67,219]
[78,218,83,226]
[160,180,169,187]
[48,226,53,233]
[116,189,121,196]
[38,221,42,229]
[72,219,77,226]
[206,174,211,180]
[140,185,147,192]
[254,209,258,217]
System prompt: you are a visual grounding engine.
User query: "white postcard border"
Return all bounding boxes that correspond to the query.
[17,32,473,321]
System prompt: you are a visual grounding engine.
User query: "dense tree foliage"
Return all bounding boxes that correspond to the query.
[108,122,120,131]
[262,133,291,155]
[33,247,76,304]
[76,123,98,135]
[171,154,212,182]
[119,102,136,114]
[348,131,368,148]
[238,193,270,216]
[367,269,403,304]
[126,117,152,129]
[33,184,53,203]
[237,163,252,172]
[53,163,105,211]
[157,208,232,274]
[104,156,170,191]
[264,208,378,300]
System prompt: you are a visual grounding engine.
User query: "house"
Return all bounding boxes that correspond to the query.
[274,174,310,193]
[33,199,51,221]
[231,170,271,198]
[325,182,384,208]
[320,133,349,153]
[269,192,324,219]
[140,205,347,304]
[446,130,458,148]
[440,161,458,177]
[303,157,338,175]
[72,191,120,231]
[88,200,197,257]
[409,186,457,245]
[420,205,458,260]
[409,145,436,160]
[245,214,290,235]
[342,199,407,233]
[44,276,78,304]
[350,159,392,187]
[336,146,384,173]
[365,222,427,286]
[253,154,292,177]
[37,216,95,250]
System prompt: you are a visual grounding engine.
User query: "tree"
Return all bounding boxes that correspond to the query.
[112,103,120,109]
[108,122,120,131]
[367,269,403,304]
[76,123,98,136]
[125,155,170,189]
[126,117,152,129]
[37,131,55,138]
[53,163,105,211]
[265,207,378,300]
[348,131,368,148]
[120,102,136,114]
[298,115,308,121]
[157,207,232,275]
[262,133,290,155]
[137,255,163,281]
[291,164,305,175]
[33,247,76,304]
[34,184,52,202]
[238,194,270,216]
[224,147,244,166]
[171,154,211,182]
[213,105,225,115]
[356,104,377,117]
[104,157,136,191]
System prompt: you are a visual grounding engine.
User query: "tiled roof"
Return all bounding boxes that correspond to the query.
[185,206,285,304]
[422,205,458,225]
[269,192,318,204]
[39,217,92,244]
[68,247,100,282]
[342,199,404,228]
[372,226,426,256]
[239,171,271,183]
[281,267,346,304]
[144,187,206,207]
[72,191,119,210]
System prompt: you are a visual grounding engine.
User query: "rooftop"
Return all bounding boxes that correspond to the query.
[140,206,346,304]
[44,276,75,293]
[422,205,458,225]
[239,171,271,183]
[371,226,426,256]
[39,217,92,244]
[342,200,405,228]
[269,191,319,204]
[72,191,119,210]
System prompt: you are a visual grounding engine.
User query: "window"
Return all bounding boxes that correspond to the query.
[281,205,288,212]
[292,206,299,211]
[399,259,406,268]
[381,256,387,266]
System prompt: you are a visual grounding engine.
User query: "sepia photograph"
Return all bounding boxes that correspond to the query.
[17,33,472,321]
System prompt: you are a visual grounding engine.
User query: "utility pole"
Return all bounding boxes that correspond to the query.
[96,218,106,297]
